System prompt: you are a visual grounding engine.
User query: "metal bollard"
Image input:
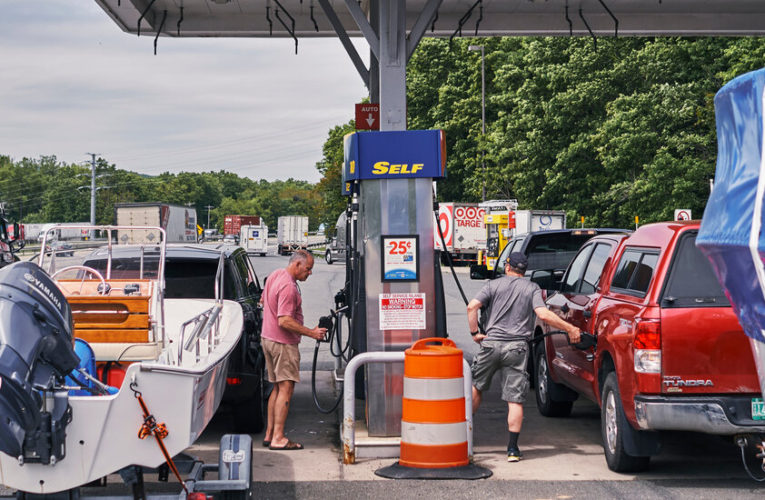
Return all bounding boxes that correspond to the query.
[341,351,473,465]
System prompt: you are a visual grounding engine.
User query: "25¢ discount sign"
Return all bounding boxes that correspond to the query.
[382,235,419,282]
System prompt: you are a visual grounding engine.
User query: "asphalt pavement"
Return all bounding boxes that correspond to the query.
[240,252,765,496]
[2,247,763,499]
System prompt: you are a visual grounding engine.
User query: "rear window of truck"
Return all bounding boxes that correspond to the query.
[660,232,730,308]
[611,248,659,297]
[164,259,236,300]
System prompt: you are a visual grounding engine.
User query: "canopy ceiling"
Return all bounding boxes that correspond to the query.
[95,1,765,39]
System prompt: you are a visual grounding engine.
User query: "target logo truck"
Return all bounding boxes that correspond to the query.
[433,202,486,264]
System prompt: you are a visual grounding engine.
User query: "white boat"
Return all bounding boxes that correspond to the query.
[0,226,243,494]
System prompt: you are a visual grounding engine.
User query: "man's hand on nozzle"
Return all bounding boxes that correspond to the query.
[311,327,328,341]
[567,326,581,344]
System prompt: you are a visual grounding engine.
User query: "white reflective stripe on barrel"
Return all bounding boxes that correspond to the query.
[403,377,464,400]
[400,421,467,446]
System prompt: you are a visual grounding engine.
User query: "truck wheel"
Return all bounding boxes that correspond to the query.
[601,372,650,472]
[534,346,573,417]
[325,250,333,265]
[232,371,266,434]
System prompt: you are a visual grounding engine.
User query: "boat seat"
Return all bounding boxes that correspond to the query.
[58,279,159,361]
[66,339,119,396]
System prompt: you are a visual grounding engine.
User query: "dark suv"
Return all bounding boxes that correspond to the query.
[83,244,266,433]
[471,229,629,289]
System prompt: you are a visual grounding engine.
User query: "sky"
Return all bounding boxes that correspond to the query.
[0,1,369,183]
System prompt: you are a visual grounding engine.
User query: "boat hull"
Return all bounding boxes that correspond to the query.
[0,299,242,494]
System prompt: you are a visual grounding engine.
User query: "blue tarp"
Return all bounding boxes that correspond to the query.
[698,68,765,344]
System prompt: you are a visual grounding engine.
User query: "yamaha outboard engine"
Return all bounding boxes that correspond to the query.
[0,261,78,465]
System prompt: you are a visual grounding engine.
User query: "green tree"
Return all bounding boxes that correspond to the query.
[315,121,355,228]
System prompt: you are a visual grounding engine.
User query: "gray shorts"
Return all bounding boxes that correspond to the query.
[471,339,530,403]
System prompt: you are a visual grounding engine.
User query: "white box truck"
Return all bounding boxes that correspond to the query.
[277,215,308,255]
[240,223,269,256]
[513,210,566,235]
[433,202,486,264]
[36,223,92,242]
[115,203,198,244]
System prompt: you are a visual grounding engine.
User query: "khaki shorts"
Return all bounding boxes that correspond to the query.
[471,339,529,403]
[263,338,301,383]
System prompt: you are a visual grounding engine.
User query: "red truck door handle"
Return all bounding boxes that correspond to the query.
[583,310,592,318]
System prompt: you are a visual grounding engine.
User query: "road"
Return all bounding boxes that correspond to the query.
[4,247,763,499]
[229,252,765,497]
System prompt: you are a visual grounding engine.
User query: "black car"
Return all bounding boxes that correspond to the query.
[83,244,267,433]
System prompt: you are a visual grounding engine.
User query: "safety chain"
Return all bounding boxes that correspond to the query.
[130,382,188,494]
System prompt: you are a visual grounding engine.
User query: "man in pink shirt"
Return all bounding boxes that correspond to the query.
[262,250,326,450]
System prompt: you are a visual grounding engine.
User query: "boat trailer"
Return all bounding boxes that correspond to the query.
[13,434,252,500]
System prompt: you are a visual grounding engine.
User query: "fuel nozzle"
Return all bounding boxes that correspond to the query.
[318,315,333,342]
[334,289,346,309]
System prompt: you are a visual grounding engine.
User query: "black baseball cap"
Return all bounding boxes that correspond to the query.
[505,252,528,272]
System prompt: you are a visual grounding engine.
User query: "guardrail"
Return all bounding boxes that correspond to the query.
[306,238,329,249]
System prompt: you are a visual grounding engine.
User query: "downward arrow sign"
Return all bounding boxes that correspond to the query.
[366,113,375,127]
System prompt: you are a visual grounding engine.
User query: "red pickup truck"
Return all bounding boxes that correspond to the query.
[535,221,765,472]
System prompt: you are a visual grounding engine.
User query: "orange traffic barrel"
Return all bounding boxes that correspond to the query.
[376,337,492,480]
[400,337,468,468]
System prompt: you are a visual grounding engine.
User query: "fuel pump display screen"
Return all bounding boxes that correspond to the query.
[381,235,419,282]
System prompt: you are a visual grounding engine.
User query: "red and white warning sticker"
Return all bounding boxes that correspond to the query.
[379,293,426,330]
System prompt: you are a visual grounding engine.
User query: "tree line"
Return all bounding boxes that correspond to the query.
[6,37,765,232]
[0,155,320,232]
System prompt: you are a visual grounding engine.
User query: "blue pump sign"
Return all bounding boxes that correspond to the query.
[342,130,446,194]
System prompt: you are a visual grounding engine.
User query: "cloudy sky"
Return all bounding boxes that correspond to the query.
[0,1,368,183]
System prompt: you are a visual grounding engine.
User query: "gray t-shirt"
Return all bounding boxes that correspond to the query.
[474,276,546,341]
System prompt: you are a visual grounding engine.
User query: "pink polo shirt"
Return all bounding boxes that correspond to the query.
[261,268,303,345]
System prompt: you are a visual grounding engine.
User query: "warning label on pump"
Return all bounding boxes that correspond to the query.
[379,293,426,330]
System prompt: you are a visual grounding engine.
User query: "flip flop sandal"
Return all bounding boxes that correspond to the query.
[262,440,271,447]
[269,440,304,451]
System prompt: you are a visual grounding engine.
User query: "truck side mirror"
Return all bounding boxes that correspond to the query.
[9,223,25,252]
[470,264,490,280]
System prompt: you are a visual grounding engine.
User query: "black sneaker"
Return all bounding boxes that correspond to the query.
[507,447,522,462]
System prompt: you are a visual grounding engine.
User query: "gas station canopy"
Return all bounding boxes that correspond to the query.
[96,0,765,39]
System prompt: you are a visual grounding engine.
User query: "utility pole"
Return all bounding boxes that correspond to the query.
[86,153,99,226]
[205,205,214,228]
[468,45,486,201]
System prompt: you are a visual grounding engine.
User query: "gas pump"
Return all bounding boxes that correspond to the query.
[479,199,518,269]
[316,129,448,436]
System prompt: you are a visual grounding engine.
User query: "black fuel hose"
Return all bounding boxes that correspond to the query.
[311,308,348,414]
[433,199,469,306]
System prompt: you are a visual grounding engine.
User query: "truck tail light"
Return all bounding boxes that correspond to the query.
[634,319,661,373]
[634,320,661,349]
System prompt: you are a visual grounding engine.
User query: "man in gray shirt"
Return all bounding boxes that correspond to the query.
[467,252,580,462]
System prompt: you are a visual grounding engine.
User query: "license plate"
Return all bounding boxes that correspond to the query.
[753,398,765,420]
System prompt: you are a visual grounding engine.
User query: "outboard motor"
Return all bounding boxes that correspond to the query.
[0,261,78,465]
